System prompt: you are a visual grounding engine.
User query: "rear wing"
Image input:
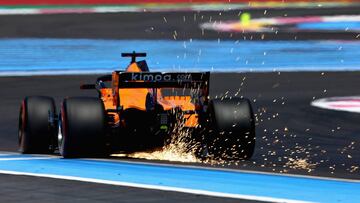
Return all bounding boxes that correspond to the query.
[80,71,210,110]
[111,72,210,110]
[113,72,210,88]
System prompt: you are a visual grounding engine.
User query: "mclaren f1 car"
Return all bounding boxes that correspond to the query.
[18,52,256,160]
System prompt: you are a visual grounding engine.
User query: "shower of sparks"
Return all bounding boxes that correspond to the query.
[285,158,318,172]
[113,109,202,163]
[109,37,359,175]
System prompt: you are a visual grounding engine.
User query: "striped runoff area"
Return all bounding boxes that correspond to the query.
[0,0,357,5]
[0,39,359,76]
[0,153,359,203]
[0,2,359,15]
[201,15,360,32]
[312,96,360,113]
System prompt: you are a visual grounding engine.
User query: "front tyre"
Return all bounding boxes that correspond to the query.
[59,97,107,158]
[207,98,256,160]
[18,96,57,154]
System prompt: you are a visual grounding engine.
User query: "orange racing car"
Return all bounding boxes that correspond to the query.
[18,52,255,160]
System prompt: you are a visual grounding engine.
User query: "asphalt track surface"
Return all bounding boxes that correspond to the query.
[0,6,360,203]
[1,72,360,202]
[0,173,258,203]
[1,72,360,178]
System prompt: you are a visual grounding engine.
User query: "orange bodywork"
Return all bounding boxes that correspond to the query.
[100,62,198,127]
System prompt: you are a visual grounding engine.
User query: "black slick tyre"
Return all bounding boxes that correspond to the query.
[59,97,107,158]
[207,98,256,160]
[18,96,57,154]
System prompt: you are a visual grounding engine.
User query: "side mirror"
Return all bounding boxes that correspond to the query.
[80,84,96,89]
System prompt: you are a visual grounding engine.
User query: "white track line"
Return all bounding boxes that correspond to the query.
[0,9,39,15]
[0,169,312,203]
[0,157,56,161]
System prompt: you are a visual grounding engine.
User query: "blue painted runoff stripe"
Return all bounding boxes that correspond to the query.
[0,38,359,75]
[297,21,360,31]
[0,153,359,203]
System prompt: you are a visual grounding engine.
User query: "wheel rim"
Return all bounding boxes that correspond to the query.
[58,113,65,155]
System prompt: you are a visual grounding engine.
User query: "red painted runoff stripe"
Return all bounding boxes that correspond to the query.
[0,0,357,6]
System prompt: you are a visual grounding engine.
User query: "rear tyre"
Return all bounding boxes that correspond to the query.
[207,98,255,160]
[59,97,107,158]
[18,96,57,154]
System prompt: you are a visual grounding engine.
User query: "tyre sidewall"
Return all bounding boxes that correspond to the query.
[19,96,56,153]
[60,97,106,158]
[207,98,255,160]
